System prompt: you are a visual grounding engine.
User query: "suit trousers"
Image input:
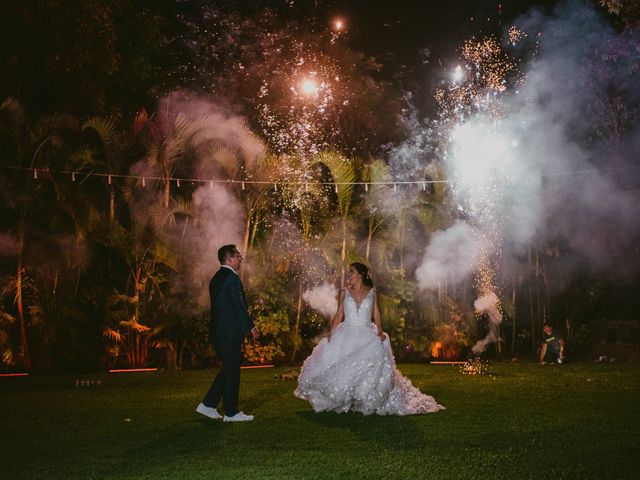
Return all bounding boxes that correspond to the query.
[202,337,242,417]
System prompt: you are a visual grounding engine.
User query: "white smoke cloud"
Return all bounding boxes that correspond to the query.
[410,0,640,354]
[303,282,339,319]
[415,220,484,290]
[416,0,640,287]
[187,184,245,305]
[471,291,503,355]
[127,95,265,309]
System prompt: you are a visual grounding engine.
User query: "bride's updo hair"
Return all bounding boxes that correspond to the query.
[351,262,374,288]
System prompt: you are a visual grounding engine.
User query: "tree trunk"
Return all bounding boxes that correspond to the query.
[290,282,304,363]
[398,210,405,274]
[529,248,536,350]
[340,218,347,289]
[163,176,170,209]
[511,285,516,354]
[16,256,32,371]
[366,214,374,263]
[243,210,252,258]
[109,188,115,222]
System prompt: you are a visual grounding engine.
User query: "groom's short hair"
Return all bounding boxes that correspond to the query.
[218,244,238,264]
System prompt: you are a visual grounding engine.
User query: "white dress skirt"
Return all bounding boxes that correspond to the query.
[295,289,445,415]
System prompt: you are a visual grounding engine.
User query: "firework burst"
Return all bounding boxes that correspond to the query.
[437,30,527,354]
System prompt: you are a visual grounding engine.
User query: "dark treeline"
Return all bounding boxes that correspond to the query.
[1,0,639,372]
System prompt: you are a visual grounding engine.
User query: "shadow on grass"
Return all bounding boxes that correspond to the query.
[296,409,430,451]
[97,419,234,478]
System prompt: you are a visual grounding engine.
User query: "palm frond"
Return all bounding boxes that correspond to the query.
[314,151,355,217]
[119,318,151,333]
[103,327,123,342]
[82,117,121,152]
[362,158,392,185]
[0,97,27,138]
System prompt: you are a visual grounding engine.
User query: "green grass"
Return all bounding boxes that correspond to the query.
[1,363,639,479]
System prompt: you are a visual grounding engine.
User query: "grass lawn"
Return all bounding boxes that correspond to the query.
[1,362,639,479]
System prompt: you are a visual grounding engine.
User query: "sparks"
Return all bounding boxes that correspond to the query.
[300,77,319,96]
[452,65,465,83]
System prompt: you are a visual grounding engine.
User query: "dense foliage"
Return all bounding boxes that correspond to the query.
[1,0,639,371]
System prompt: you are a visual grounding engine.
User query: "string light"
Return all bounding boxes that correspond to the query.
[142,177,146,187]
[3,164,625,191]
[72,172,76,182]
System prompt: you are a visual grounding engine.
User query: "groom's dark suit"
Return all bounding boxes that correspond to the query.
[202,266,254,417]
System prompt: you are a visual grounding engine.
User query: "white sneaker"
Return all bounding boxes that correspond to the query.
[196,403,222,420]
[223,411,254,422]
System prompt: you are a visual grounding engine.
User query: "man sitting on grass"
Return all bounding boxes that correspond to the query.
[540,324,564,364]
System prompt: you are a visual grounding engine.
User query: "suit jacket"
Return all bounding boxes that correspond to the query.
[208,267,254,344]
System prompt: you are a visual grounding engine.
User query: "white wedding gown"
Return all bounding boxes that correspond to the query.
[295,289,445,415]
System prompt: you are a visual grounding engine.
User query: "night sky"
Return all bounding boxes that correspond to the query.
[327,1,564,67]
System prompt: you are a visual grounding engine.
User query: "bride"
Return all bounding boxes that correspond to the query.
[295,262,445,415]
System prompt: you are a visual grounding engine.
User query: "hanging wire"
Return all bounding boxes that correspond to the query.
[0,164,466,190]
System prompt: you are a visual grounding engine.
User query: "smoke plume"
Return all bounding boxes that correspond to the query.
[303,282,339,319]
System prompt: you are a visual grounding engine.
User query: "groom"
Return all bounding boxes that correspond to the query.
[196,244,259,422]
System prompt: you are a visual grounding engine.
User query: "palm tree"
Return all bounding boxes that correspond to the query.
[81,116,127,222]
[314,151,355,287]
[361,159,393,263]
[0,98,84,370]
[142,109,192,209]
[102,223,177,368]
[271,154,329,362]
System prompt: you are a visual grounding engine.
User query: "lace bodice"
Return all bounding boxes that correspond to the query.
[343,288,373,326]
